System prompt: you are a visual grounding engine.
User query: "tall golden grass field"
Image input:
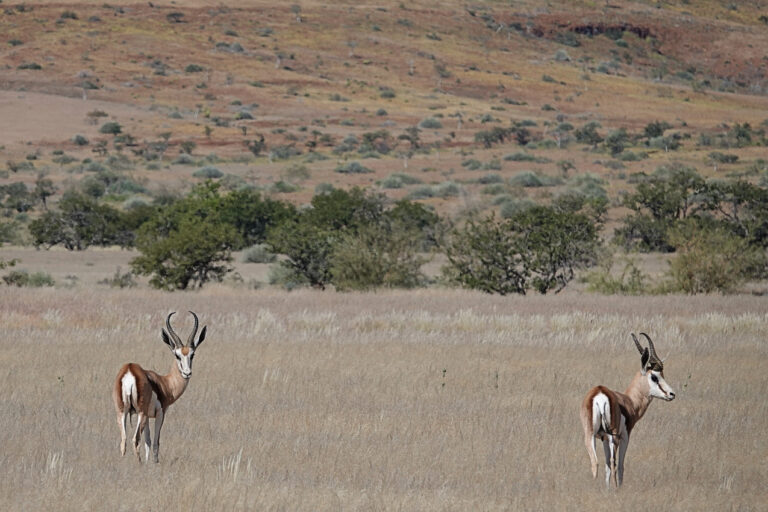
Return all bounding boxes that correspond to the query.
[1,287,765,510]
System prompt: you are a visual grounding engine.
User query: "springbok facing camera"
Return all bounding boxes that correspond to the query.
[580,333,676,488]
[112,311,207,463]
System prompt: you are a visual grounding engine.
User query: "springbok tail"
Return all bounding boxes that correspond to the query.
[600,400,612,435]
[120,372,138,424]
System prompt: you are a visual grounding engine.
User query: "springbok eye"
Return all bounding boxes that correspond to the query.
[651,375,659,383]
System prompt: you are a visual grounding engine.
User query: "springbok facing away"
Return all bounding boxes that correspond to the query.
[580,333,676,488]
[112,311,207,463]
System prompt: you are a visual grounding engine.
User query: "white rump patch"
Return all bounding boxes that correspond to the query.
[592,393,610,434]
[121,372,137,410]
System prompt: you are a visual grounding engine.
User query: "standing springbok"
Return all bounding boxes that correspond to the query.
[112,311,207,463]
[580,333,675,488]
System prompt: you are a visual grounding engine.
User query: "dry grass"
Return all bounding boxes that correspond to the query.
[0,287,765,510]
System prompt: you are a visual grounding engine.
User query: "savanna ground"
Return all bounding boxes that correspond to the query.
[1,285,766,511]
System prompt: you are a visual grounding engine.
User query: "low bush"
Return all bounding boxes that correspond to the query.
[335,162,373,174]
[242,243,277,263]
[98,267,137,288]
[72,135,89,146]
[509,171,553,187]
[193,166,223,179]
[584,255,649,295]
[500,198,536,218]
[419,117,443,129]
[3,270,55,287]
[664,222,765,294]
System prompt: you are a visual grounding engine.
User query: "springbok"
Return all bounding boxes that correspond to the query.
[112,311,207,463]
[580,333,675,488]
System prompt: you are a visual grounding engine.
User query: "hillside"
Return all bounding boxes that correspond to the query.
[1,1,766,218]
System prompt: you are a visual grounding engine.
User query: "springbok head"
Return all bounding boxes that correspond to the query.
[161,311,207,379]
[632,333,675,401]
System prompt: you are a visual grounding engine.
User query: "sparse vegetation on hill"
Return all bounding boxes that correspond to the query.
[0,0,767,294]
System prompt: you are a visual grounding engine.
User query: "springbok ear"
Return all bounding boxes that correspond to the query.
[640,348,650,374]
[193,326,207,349]
[161,329,175,350]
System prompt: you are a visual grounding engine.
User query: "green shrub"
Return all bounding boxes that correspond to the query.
[477,173,503,184]
[443,207,602,295]
[107,179,148,195]
[708,152,739,164]
[17,62,42,70]
[500,198,536,218]
[504,152,537,162]
[335,161,373,174]
[3,270,55,287]
[563,174,608,200]
[330,220,427,291]
[185,64,205,73]
[407,186,435,200]
[315,183,335,195]
[99,122,122,135]
[584,255,649,295]
[419,117,443,129]
[270,145,301,160]
[98,267,137,288]
[461,159,483,171]
[329,93,349,102]
[392,173,422,185]
[618,151,648,162]
[380,175,405,189]
[664,222,765,294]
[434,181,461,198]
[268,262,308,290]
[53,154,78,165]
[554,31,580,47]
[482,184,507,195]
[72,134,89,146]
[242,243,277,263]
[173,154,196,165]
[305,152,329,163]
[509,171,545,187]
[193,166,223,178]
[132,214,237,290]
[271,180,299,193]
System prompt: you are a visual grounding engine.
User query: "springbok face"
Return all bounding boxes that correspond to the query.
[173,346,195,379]
[646,369,675,401]
[162,311,207,380]
[632,332,675,401]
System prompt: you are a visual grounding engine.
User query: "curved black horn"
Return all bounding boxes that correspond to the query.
[641,332,663,369]
[641,332,658,359]
[631,333,645,355]
[186,311,199,347]
[165,312,182,347]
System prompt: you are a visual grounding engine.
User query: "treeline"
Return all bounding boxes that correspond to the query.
[5,164,768,294]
